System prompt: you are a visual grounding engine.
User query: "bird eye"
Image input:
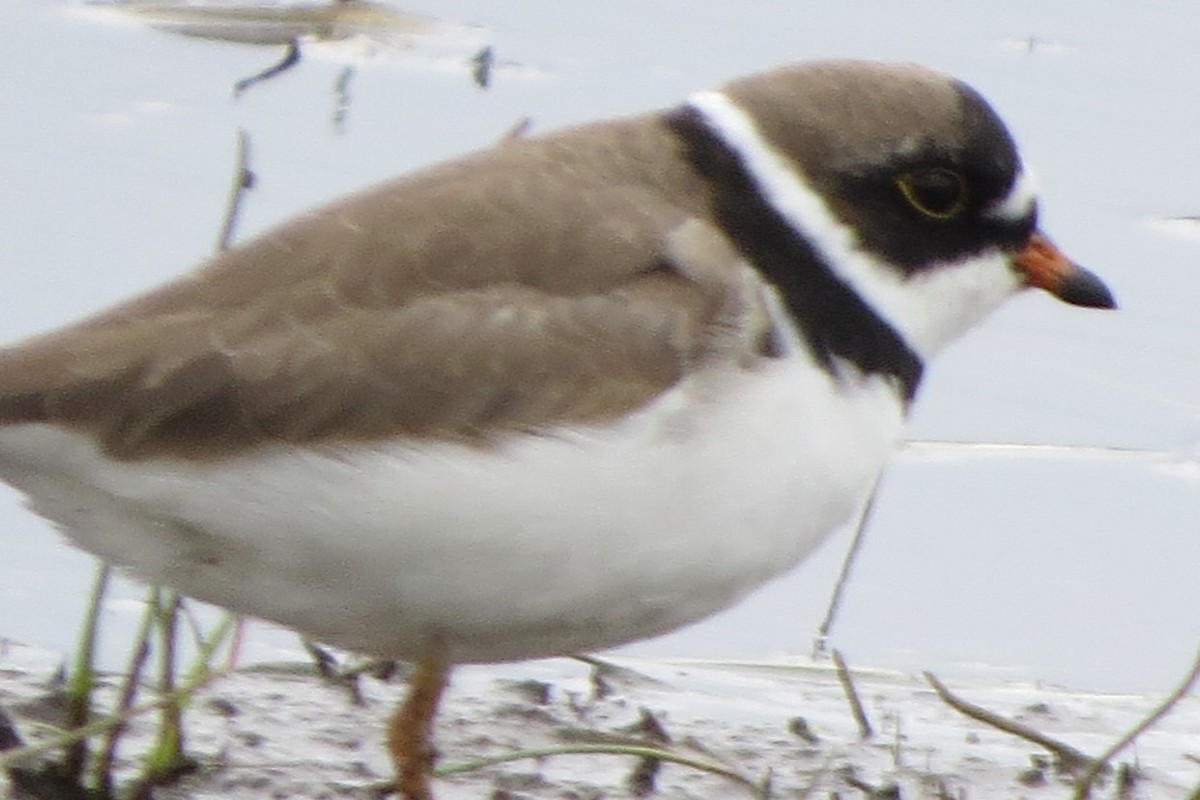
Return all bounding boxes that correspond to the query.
[896,168,968,221]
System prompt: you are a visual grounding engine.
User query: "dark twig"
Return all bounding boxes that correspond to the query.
[470,45,495,89]
[1072,642,1200,799]
[623,707,670,797]
[924,671,1095,774]
[844,772,901,798]
[833,650,873,739]
[233,38,302,97]
[302,640,369,706]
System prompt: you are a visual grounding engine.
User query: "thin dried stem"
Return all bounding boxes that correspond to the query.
[215,129,255,252]
[431,744,764,797]
[833,649,873,739]
[1072,642,1200,799]
[924,671,1095,774]
[813,473,884,658]
[233,39,301,97]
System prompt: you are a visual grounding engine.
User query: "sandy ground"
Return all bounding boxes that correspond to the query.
[4,641,1200,799]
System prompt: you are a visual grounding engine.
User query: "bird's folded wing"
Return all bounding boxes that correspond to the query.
[0,219,777,461]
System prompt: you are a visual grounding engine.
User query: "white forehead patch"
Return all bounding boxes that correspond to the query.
[685,89,1024,360]
[986,165,1039,222]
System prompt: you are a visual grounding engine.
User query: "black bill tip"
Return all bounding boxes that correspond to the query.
[1056,265,1117,310]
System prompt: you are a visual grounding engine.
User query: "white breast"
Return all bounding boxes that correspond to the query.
[0,351,904,664]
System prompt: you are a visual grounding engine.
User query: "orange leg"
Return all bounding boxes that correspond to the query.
[386,651,450,800]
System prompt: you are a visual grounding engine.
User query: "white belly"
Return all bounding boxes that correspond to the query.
[0,354,904,663]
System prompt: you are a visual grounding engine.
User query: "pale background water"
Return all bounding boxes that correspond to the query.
[1,0,1198,693]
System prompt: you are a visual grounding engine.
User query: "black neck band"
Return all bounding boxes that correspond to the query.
[666,106,923,403]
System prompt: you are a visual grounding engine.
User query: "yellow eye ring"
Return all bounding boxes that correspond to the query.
[896,167,968,221]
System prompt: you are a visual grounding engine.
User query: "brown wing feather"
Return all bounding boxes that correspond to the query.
[0,116,762,460]
[0,274,712,459]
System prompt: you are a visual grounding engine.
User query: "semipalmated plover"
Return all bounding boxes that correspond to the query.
[0,60,1114,798]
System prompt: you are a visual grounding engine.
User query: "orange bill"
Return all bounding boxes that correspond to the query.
[1013,231,1116,309]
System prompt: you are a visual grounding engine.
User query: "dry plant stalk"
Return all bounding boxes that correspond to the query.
[923,671,1096,774]
[216,129,255,253]
[833,649,873,740]
[812,473,884,659]
[1072,642,1200,799]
